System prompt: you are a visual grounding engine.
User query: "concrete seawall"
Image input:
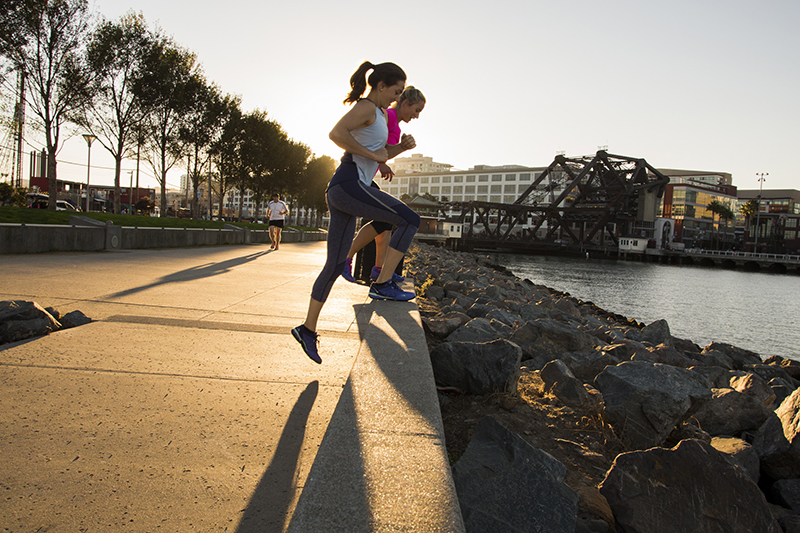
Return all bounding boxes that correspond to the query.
[0,218,327,254]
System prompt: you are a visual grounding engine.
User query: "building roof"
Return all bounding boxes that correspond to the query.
[737,189,800,200]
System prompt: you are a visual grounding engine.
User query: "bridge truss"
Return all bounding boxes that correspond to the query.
[450,151,671,250]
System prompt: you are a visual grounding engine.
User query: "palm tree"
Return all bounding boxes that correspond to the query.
[706,199,724,249]
[739,199,759,249]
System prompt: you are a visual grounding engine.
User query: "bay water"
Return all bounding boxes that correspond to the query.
[494,253,800,361]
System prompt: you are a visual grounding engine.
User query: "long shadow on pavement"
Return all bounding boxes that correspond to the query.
[103,250,270,299]
[236,380,319,533]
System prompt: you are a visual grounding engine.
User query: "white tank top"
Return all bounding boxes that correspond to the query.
[350,104,388,186]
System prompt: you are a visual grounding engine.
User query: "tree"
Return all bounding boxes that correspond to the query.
[180,83,230,219]
[706,199,723,249]
[77,12,153,214]
[208,97,244,219]
[134,195,154,214]
[0,182,27,206]
[739,198,759,234]
[134,36,200,217]
[0,0,93,210]
[299,155,334,226]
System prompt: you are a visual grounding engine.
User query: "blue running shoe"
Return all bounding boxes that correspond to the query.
[368,280,415,301]
[291,324,322,364]
[369,266,405,283]
[342,258,356,283]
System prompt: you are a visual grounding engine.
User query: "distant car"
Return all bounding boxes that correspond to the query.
[56,200,80,211]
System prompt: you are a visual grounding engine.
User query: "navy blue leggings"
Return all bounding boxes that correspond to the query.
[311,161,420,303]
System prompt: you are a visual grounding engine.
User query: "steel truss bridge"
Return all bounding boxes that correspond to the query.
[448,151,670,253]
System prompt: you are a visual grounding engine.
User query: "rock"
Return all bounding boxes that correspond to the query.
[465,303,495,319]
[753,413,797,482]
[519,301,553,321]
[593,361,712,450]
[695,348,735,370]
[511,319,596,370]
[702,342,763,370]
[561,350,622,384]
[429,339,522,395]
[553,297,581,319]
[600,439,781,533]
[575,518,612,533]
[781,359,800,381]
[744,363,797,387]
[730,373,777,407]
[673,336,701,355]
[424,285,445,301]
[0,300,62,344]
[646,343,700,368]
[778,515,800,533]
[453,416,579,533]
[665,419,712,447]
[445,317,502,344]
[484,308,521,328]
[640,319,672,347]
[688,365,729,389]
[541,359,590,408]
[58,310,91,329]
[770,377,796,407]
[692,388,773,437]
[422,312,471,339]
[711,436,760,483]
[771,479,800,512]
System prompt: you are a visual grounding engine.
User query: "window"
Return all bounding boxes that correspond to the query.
[490,184,502,194]
[477,185,489,194]
[520,173,531,181]
[478,174,489,182]
[785,230,797,240]
[505,174,516,181]
[787,218,798,228]
[490,195,501,203]
[442,186,451,194]
[466,175,476,182]
[454,176,463,183]
[465,185,476,194]
[442,176,451,183]
[420,186,428,193]
[504,195,516,203]
[492,174,502,182]
[477,195,488,202]
[452,196,463,202]
[431,176,440,184]
[453,185,463,194]
[421,177,429,184]
[504,184,516,193]
[431,186,440,194]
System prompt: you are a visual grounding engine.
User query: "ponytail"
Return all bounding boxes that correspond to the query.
[344,61,407,104]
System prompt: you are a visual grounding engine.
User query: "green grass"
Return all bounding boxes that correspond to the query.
[0,206,322,231]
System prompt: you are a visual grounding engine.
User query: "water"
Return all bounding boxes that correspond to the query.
[495,253,800,361]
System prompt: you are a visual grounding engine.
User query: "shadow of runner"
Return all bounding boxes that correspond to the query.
[284,376,373,532]
[103,250,269,299]
[236,380,319,533]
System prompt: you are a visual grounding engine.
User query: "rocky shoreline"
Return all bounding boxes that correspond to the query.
[405,242,800,533]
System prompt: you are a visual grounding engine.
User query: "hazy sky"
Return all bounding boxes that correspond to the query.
[32,0,800,192]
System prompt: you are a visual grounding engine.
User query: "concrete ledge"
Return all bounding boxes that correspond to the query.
[287,296,465,532]
[0,223,328,254]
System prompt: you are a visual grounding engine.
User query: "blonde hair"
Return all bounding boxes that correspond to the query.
[397,86,426,106]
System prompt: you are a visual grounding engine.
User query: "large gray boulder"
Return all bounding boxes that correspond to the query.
[640,319,673,347]
[540,359,590,408]
[711,436,760,483]
[445,317,504,344]
[594,361,712,450]
[600,439,781,533]
[430,339,522,395]
[692,388,773,437]
[422,311,471,339]
[453,416,579,533]
[510,319,597,370]
[755,390,800,481]
[702,342,763,370]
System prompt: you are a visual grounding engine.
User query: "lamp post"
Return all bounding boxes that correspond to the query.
[754,172,768,253]
[82,134,96,212]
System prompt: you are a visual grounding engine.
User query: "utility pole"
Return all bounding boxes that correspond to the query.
[754,172,768,253]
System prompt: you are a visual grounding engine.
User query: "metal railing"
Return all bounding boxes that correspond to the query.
[685,249,800,262]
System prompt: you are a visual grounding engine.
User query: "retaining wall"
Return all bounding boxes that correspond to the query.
[0,220,326,254]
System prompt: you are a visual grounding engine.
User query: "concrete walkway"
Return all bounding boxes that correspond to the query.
[0,242,464,532]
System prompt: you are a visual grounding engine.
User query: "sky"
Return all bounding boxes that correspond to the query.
[9,0,800,193]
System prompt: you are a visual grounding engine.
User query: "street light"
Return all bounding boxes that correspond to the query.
[754,172,768,253]
[82,134,97,212]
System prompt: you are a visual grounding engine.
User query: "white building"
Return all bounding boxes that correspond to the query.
[392,153,453,174]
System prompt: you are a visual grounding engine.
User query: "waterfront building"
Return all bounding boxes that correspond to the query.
[736,189,800,254]
[659,181,738,250]
[391,153,453,174]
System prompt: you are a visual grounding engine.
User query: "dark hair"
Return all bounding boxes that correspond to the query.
[344,61,406,104]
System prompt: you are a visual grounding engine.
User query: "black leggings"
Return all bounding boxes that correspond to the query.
[311,161,420,303]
